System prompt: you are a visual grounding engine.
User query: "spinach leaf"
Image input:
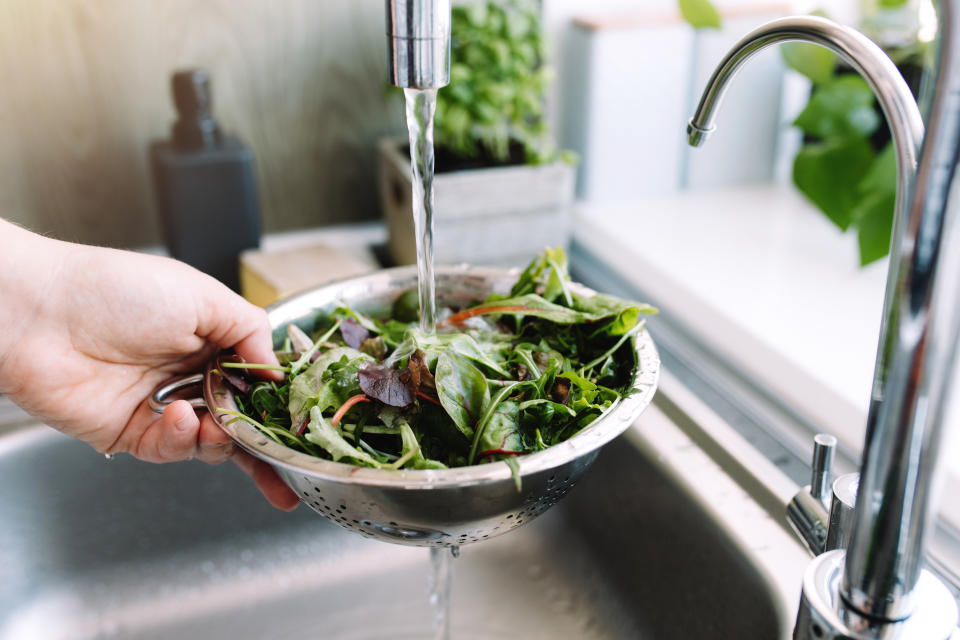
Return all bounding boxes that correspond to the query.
[412,330,511,378]
[468,380,536,464]
[476,400,522,457]
[435,352,490,439]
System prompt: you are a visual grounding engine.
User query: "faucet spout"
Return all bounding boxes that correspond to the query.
[687,13,960,634]
[386,0,451,89]
[687,16,923,238]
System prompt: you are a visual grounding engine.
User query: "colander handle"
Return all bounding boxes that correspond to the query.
[148,374,207,414]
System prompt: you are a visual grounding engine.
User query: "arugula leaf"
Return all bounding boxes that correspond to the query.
[396,419,448,470]
[288,347,373,426]
[304,406,382,467]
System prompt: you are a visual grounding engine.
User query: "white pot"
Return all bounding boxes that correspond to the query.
[377,137,575,266]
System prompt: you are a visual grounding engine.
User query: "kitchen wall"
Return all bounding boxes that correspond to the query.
[0,0,404,249]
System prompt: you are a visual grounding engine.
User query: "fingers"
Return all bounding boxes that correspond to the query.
[129,401,296,510]
[196,412,235,465]
[194,279,282,382]
[231,450,301,511]
[130,399,202,463]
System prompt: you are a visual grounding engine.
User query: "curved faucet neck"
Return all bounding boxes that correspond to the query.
[686,13,952,624]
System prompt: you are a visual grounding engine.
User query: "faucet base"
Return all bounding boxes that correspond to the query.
[794,550,958,639]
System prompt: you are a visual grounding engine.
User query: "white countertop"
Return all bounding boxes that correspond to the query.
[575,184,889,451]
[575,183,960,512]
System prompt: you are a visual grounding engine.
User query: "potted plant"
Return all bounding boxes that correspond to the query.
[378,0,577,267]
[782,1,928,265]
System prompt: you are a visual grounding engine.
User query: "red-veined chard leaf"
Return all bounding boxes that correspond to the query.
[446,293,655,336]
[476,400,523,457]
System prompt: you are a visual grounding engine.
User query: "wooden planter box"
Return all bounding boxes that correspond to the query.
[377,138,575,266]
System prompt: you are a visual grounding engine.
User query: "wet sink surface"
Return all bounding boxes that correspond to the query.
[0,425,785,639]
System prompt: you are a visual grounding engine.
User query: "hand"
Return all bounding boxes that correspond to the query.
[0,220,299,510]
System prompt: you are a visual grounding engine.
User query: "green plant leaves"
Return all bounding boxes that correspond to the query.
[678,0,721,29]
[288,347,373,426]
[233,249,650,473]
[435,1,554,165]
[435,352,490,439]
[305,406,382,467]
[788,49,905,265]
[781,43,837,85]
[793,137,875,230]
[854,190,896,265]
[476,400,523,455]
[793,76,880,139]
[853,143,897,265]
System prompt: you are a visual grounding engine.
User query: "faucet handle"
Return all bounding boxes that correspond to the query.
[810,434,836,507]
[825,472,859,552]
[787,433,837,556]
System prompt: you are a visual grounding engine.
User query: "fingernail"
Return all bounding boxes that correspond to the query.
[175,413,195,432]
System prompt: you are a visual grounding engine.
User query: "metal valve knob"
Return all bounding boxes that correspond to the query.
[786,434,836,556]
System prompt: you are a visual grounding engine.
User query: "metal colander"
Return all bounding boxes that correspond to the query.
[151,265,660,547]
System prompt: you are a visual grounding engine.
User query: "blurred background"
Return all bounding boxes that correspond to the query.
[0,1,398,249]
[0,0,905,251]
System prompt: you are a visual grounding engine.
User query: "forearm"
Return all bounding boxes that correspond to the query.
[0,219,71,390]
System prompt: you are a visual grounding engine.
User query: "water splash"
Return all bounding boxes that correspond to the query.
[403,88,438,333]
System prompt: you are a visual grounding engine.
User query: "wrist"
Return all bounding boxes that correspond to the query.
[0,220,70,389]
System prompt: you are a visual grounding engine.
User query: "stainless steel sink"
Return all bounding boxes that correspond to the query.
[0,411,793,639]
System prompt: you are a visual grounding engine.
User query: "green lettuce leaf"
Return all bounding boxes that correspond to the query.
[304,406,382,467]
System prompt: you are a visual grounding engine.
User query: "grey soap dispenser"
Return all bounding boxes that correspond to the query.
[150,69,261,292]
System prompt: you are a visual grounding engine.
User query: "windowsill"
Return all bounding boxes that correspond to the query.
[572,182,960,531]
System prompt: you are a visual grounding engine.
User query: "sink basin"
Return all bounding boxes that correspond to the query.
[0,416,792,639]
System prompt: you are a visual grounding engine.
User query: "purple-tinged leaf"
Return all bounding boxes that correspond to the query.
[341,318,371,350]
[358,364,415,407]
[409,349,435,391]
[217,354,252,394]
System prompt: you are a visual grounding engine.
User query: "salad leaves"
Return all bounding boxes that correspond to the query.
[225,248,656,474]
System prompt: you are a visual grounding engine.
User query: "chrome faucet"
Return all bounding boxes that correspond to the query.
[688,13,960,640]
[386,0,451,89]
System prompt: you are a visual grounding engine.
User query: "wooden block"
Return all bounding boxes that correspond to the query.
[240,243,377,307]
